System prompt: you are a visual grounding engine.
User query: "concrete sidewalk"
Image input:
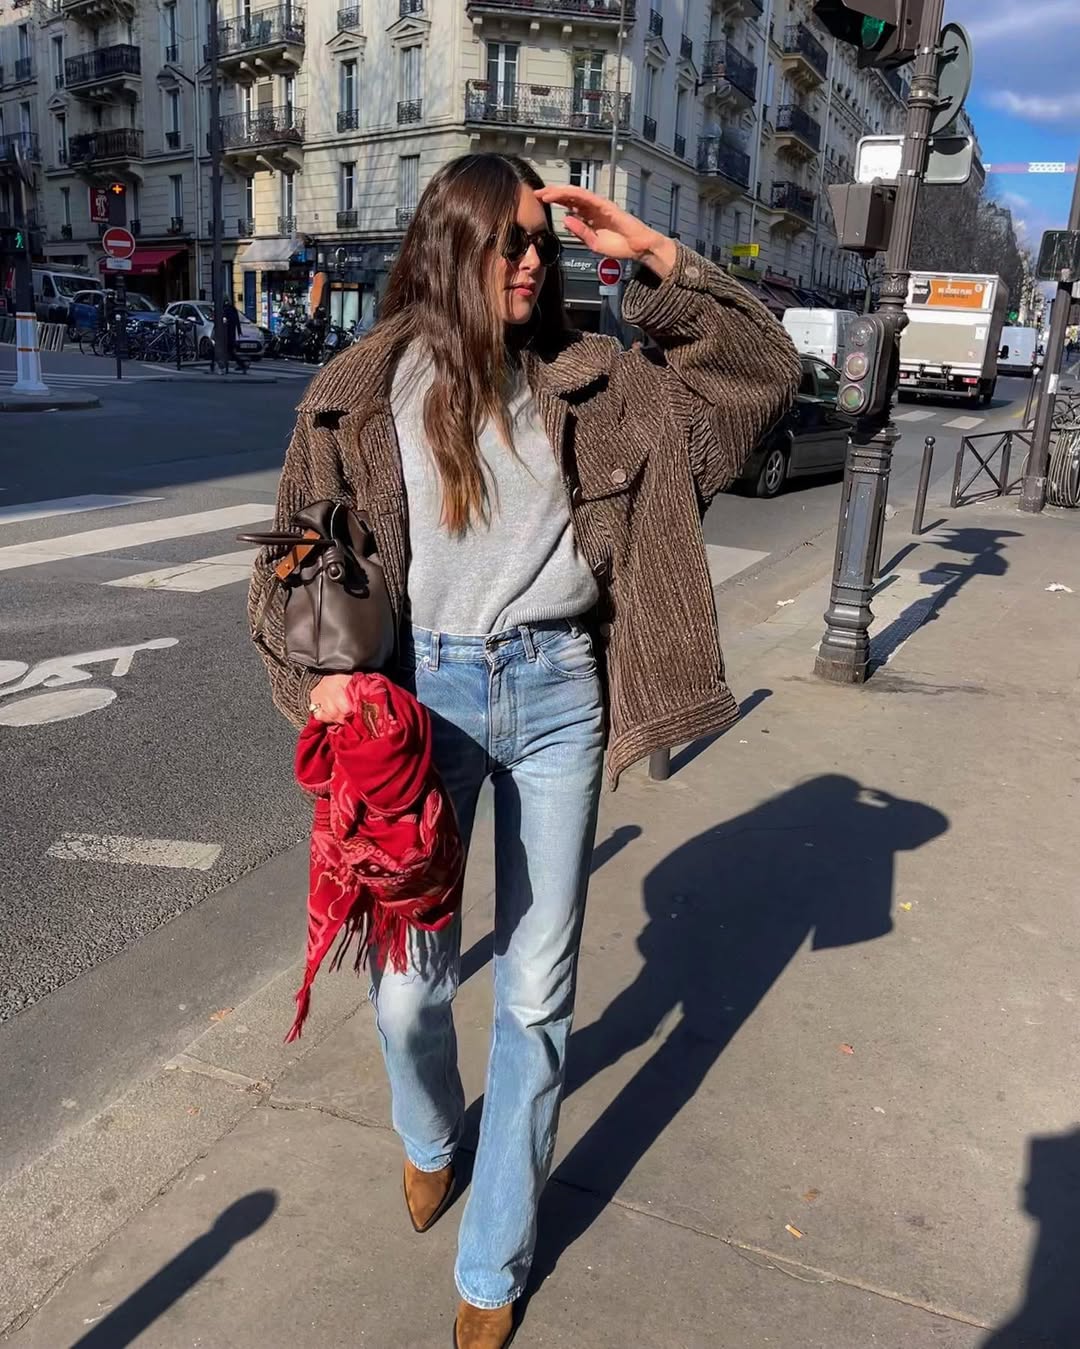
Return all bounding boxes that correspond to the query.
[4,494,1080,1348]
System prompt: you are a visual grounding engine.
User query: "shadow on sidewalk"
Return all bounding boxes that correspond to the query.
[872,526,1019,671]
[70,1191,276,1348]
[525,773,948,1299]
[982,1127,1080,1348]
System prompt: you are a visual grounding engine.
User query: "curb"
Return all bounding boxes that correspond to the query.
[0,395,101,413]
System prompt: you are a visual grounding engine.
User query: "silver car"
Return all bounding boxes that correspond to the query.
[161,301,265,359]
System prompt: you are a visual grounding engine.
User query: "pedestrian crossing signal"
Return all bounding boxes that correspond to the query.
[813,0,921,70]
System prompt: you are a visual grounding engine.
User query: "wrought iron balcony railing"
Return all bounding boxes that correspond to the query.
[65,44,140,87]
[464,80,630,133]
[218,105,304,149]
[776,102,821,151]
[701,40,757,100]
[217,4,305,57]
[696,136,751,188]
[69,127,144,160]
[771,179,816,221]
[782,23,828,80]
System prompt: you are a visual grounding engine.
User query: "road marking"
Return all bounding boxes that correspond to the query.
[0,687,117,726]
[0,504,271,573]
[0,494,161,527]
[0,373,165,386]
[105,547,258,592]
[47,833,222,870]
[705,544,770,587]
[893,409,937,422]
[942,416,985,431]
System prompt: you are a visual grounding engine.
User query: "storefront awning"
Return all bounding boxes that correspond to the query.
[239,236,302,270]
[97,247,186,276]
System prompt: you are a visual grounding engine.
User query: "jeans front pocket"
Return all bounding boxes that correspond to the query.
[534,626,598,681]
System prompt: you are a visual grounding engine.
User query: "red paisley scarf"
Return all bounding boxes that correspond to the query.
[288,672,464,1042]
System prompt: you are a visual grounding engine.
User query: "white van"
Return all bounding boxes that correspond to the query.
[781,308,858,370]
[998,325,1038,377]
[32,268,103,324]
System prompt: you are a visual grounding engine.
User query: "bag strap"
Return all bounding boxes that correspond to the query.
[247,528,321,640]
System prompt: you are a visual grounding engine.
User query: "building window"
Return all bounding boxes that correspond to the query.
[643,64,656,117]
[245,178,255,224]
[51,35,65,90]
[280,172,295,222]
[163,1,178,61]
[639,169,652,222]
[170,174,184,220]
[486,41,518,110]
[19,102,32,138]
[340,162,355,212]
[282,73,296,112]
[130,181,140,222]
[398,153,420,224]
[674,86,686,137]
[61,186,71,227]
[340,59,357,112]
[18,24,30,61]
[55,113,67,165]
[569,159,601,193]
[668,183,680,237]
[165,88,181,148]
[400,44,423,112]
[711,202,722,242]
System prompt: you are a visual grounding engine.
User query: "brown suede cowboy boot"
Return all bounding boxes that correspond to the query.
[452,1300,515,1349]
[403,1159,455,1233]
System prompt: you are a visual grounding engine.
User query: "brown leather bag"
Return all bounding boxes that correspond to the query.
[242,501,395,673]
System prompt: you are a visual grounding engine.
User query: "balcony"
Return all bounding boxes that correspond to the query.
[696,136,751,195]
[466,0,634,22]
[64,45,141,99]
[770,180,816,230]
[218,105,304,173]
[680,33,693,62]
[647,7,662,36]
[710,242,724,263]
[781,23,828,88]
[464,81,630,137]
[0,132,42,175]
[881,66,906,102]
[165,129,182,150]
[400,0,423,13]
[164,42,179,63]
[337,108,360,132]
[337,4,361,29]
[711,0,762,14]
[398,98,423,124]
[701,40,757,105]
[674,132,685,158]
[13,57,35,84]
[775,103,821,158]
[337,208,358,229]
[396,207,414,228]
[167,216,184,234]
[238,216,256,234]
[68,126,144,166]
[62,0,135,21]
[278,213,297,234]
[215,5,305,81]
[642,114,656,143]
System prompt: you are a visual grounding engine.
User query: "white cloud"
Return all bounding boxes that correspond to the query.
[999,191,1032,212]
[961,0,1080,43]
[987,90,1080,123]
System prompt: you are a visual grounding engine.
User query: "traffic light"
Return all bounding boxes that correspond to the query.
[0,227,26,253]
[813,0,921,69]
[837,314,897,419]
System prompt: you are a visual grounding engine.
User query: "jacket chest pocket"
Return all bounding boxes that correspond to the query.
[566,396,651,505]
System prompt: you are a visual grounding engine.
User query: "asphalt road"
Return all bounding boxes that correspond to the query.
[0,343,1041,1179]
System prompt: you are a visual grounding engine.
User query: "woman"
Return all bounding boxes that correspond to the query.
[250,153,798,1348]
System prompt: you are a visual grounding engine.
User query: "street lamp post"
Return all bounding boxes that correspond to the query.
[814,0,948,684]
[207,0,226,373]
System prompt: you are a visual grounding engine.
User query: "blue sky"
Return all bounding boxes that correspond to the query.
[946,0,1078,247]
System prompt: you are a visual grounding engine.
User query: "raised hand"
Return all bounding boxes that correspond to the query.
[534,185,678,278]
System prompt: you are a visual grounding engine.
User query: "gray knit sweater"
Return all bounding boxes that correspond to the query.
[390,347,598,635]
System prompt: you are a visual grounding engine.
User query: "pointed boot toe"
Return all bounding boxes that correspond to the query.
[403,1159,455,1234]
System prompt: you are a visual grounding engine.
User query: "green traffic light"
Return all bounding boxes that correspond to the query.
[14,231,24,249]
[860,15,888,48]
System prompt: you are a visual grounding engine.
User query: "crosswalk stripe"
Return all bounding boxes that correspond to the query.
[47,833,221,870]
[0,504,271,574]
[942,415,985,430]
[105,547,258,592]
[0,494,161,526]
[893,409,937,422]
[705,544,770,587]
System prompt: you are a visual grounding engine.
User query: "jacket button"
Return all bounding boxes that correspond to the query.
[571,485,583,505]
[685,265,701,281]
[610,467,627,486]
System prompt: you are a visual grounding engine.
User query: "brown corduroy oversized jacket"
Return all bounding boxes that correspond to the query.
[249,243,800,785]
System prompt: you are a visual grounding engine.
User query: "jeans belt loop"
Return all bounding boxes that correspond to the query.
[519,624,537,662]
[429,628,441,671]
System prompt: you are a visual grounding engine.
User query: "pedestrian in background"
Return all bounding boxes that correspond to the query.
[250,152,798,1348]
[222,296,248,373]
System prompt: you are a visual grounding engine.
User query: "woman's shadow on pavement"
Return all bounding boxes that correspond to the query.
[983,1127,1080,1348]
[528,772,948,1294]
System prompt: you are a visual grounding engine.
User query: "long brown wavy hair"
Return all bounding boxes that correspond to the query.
[377,153,568,534]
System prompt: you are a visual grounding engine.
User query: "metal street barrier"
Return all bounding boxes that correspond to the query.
[951,429,1029,507]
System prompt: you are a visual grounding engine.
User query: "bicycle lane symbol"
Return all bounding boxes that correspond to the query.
[0,639,179,726]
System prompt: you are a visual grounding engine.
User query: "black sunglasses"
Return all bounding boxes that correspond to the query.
[498,224,563,267]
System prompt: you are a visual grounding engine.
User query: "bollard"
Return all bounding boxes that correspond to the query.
[648,748,671,782]
[911,436,935,535]
[176,319,183,370]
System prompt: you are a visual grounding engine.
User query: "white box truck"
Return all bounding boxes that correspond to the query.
[897,273,1008,406]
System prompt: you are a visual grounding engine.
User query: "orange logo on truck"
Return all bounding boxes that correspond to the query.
[911,277,991,310]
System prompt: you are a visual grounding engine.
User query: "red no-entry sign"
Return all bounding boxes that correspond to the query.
[102,227,136,260]
[596,256,622,286]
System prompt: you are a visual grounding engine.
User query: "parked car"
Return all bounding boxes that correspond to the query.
[32,268,104,324]
[161,301,265,359]
[737,355,849,498]
[67,289,162,336]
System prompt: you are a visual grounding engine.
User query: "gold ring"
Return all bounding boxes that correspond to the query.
[309,702,321,712]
